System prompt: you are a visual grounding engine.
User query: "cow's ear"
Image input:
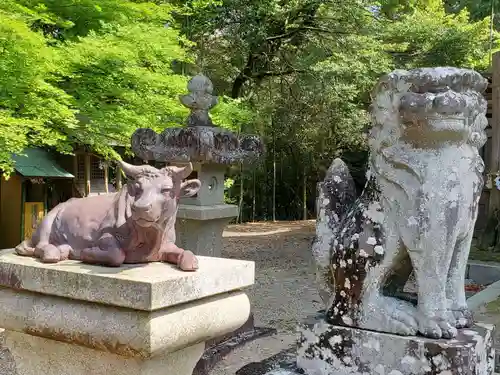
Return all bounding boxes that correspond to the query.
[180,179,201,198]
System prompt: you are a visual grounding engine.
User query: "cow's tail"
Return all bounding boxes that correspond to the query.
[312,158,357,307]
[15,203,64,256]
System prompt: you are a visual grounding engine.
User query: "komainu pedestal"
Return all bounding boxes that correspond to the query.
[298,322,495,375]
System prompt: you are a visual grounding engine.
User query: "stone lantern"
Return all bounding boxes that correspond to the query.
[131,74,264,257]
[130,75,268,374]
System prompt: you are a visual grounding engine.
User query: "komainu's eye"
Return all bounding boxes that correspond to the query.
[161,187,171,194]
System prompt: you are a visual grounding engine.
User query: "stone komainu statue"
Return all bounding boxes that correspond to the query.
[313,68,488,339]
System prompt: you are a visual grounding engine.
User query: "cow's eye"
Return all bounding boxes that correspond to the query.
[134,183,142,193]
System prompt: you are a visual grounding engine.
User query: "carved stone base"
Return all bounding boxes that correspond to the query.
[297,322,495,375]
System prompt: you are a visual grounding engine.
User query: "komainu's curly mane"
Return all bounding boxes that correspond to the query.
[313,67,488,339]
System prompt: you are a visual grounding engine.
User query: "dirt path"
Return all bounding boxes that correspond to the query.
[221,220,319,329]
[213,220,320,374]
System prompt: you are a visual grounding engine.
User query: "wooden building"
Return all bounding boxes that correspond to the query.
[0,148,123,249]
[0,148,74,249]
[72,149,122,197]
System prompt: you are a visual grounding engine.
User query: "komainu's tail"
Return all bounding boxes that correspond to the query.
[312,158,357,307]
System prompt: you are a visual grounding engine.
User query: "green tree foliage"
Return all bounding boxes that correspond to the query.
[0,0,498,221]
[380,0,496,68]
[444,0,499,25]
[178,0,498,220]
[0,10,77,174]
[0,0,248,173]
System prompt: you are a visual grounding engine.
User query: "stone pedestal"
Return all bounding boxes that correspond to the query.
[297,322,495,375]
[0,249,254,375]
[174,163,238,257]
[176,204,238,258]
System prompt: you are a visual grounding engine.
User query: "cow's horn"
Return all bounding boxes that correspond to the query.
[169,163,193,180]
[181,162,193,179]
[118,160,143,178]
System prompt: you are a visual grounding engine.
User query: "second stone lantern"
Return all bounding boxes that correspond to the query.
[131,74,264,257]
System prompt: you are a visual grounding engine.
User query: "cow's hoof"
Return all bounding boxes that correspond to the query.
[177,250,198,271]
[39,245,61,263]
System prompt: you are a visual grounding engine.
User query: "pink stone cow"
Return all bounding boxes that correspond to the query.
[15,161,201,271]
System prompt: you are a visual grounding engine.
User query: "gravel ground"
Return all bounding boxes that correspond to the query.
[212,220,321,375]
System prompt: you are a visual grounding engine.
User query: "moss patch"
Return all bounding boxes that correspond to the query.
[485,298,500,313]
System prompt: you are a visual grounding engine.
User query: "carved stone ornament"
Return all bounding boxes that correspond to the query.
[15,161,202,271]
[180,74,219,127]
[131,74,264,164]
[312,67,488,339]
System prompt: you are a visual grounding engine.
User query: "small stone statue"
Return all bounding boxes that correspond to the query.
[313,68,488,339]
[15,161,201,271]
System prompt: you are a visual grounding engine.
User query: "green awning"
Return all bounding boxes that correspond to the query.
[12,148,74,179]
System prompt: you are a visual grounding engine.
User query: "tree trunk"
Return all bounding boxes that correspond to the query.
[272,122,277,222]
[272,156,276,222]
[303,167,307,220]
[252,169,256,222]
[238,163,244,223]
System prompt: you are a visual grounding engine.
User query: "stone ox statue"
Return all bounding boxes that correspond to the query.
[15,161,201,271]
[313,68,488,339]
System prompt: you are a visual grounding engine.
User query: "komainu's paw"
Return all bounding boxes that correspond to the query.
[177,250,198,272]
[360,296,418,336]
[450,307,474,329]
[417,316,457,339]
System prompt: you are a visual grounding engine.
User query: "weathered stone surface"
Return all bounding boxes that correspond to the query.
[176,210,237,257]
[0,287,250,358]
[236,348,297,375]
[297,322,495,375]
[5,332,204,375]
[312,158,364,308]
[0,249,254,311]
[179,74,218,128]
[0,328,16,375]
[0,249,254,375]
[131,74,263,164]
[179,163,227,206]
[313,67,489,339]
[131,126,264,164]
